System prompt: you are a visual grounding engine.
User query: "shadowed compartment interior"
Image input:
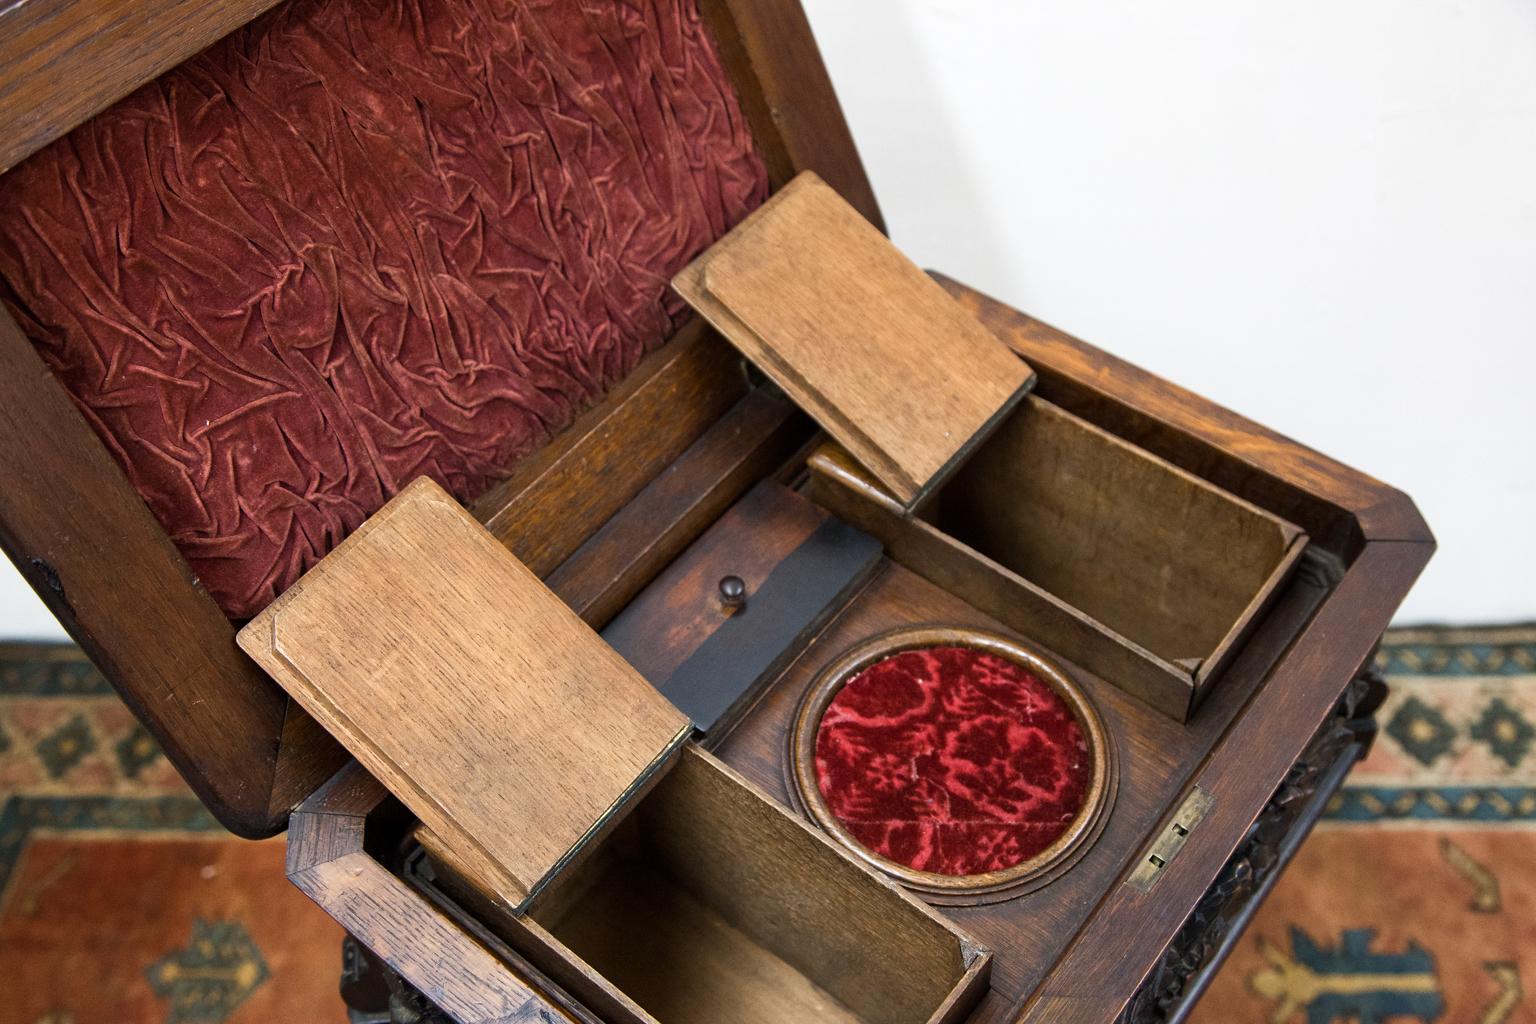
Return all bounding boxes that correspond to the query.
[808,395,1306,716]
[930,398,1299,666]
[524,747,985,1024]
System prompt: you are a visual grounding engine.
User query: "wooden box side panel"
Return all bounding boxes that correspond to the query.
[0,0,285,173]
[638,748,984,1023]
[1016,539,1431,1022]
[287,766,597,1024]
[699,0,881,228]
[0,308,297,836]
[935,397,1302,665]
[934,276,1432,551]
[416,747,989,1024]
[807,452,1198,716]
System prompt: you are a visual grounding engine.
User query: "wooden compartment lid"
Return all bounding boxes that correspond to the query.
[236,478,690,912]
[673,172,1035,510]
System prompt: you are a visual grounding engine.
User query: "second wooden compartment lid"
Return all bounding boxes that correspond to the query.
[673,172,1035,511]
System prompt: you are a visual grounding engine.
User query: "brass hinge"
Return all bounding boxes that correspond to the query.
[1126,785,1214,893]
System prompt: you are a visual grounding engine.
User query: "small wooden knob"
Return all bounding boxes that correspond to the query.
[718,575,746,611]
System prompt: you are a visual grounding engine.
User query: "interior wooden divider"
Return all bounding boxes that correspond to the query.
[421,748,988,1024]
[807,395,1306,719]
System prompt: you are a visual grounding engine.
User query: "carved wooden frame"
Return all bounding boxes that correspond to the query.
[288,764,601,1024]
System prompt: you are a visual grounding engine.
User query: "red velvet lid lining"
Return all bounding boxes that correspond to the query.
[0,0,768,618]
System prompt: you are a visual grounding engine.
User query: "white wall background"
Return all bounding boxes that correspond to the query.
[1,562,57,638]
[2,0,1532,637]
[799,0,1535,625]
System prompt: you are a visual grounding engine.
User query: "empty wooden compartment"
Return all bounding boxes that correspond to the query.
[807,395,1306,719]
[506,747,988,1024]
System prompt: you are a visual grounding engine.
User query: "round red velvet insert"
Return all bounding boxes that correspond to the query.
[813,645,1092,877]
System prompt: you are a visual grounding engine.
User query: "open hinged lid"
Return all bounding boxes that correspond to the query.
[0,0,889,839]
[236,478,691,911]
[674,173,1036,511]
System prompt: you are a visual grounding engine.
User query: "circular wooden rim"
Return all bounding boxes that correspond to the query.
[788,625,1115,903]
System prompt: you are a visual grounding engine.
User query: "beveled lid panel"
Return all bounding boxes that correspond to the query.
[238,477,690,909]
[674,172,1034,509]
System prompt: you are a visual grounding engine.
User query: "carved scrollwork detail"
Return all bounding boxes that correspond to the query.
[1118,664,1386,1024]
[341,934,455,1024]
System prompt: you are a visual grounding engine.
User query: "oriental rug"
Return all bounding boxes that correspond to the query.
[1190,625,1536,1024]
[0,643,343,1024]
[1,626,1531,1024]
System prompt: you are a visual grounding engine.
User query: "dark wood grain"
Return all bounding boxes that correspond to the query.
[472,321,746,577]
[0,305,290,837]
[287,764,593,1024]
[699,0,882,230]
[1016,540,1433,1022]
[0,0,286,173]
[602,481,881,736]
[546,389,811,628]
[935,276,1434,554]
[267,697,348,825]
[602,482,838,686]
[1121,670,1381,1023]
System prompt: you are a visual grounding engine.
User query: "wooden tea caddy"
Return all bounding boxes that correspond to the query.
[0,1,1433,1022]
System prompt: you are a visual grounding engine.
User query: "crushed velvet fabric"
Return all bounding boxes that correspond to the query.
[0,0,767,618]
[814,645,1092,877]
